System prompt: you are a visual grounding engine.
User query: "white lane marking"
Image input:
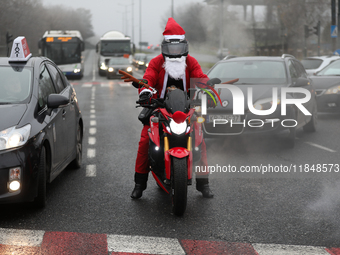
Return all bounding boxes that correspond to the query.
[90,120,97,126]
[92,68,96,81]
[101,83,111,87]
[305,142,336,152]
[91,105,95,109]
[91,100,95,104]
[119,82,132,87]
[82,83,92,88]
[87,148,96,158]
[0,228,45,246]
[89,128,97,135]
[90,114,96,119]
[252,243,329,255]
[90,109,96,114]
[88,137,96,145]
[86,165,96,177]
[107,235,185,254]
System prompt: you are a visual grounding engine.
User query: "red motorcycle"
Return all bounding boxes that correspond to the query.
[119,70,209,216]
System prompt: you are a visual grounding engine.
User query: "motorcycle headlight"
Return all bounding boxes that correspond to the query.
[325,85,340,94]
[0,124,31,151]
[254,98,281,110]
[169,119,187,135]
[127,66,132,72]
[108,67,114,72]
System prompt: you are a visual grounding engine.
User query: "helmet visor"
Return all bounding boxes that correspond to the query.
[162,41,188,57]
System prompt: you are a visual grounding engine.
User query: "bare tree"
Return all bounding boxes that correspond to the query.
[0,0,94,56]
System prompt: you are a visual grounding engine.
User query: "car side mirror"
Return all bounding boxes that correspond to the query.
[207,78,221,86]
[47,94,69,109]
[292,77,310,87]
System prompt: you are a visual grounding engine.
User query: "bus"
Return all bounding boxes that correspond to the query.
[96,31,134,76]
[39,30,85,79]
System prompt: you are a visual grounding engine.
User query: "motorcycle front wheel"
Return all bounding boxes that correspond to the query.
[171,157,188,216]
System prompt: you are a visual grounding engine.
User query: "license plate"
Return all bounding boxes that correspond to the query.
[208,115,241,123]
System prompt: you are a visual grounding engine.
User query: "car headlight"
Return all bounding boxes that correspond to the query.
[169,119,187,135]
[325,85,340,94]
[100,62,107,70]
[73,68,81,73]
[108,67,114,72]
[0,124,31,151]
[126,66,132,72]
[254,98,281,110]
[138,61,145,65]
[146,63,149,67]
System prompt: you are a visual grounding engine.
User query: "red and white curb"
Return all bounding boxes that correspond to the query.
[0,228,339,255]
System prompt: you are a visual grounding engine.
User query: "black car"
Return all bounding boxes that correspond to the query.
[133,53,146,69]
[309,59,340,113]
[106,57,133,79]
[203,55,317,148]
[0,37,83,207]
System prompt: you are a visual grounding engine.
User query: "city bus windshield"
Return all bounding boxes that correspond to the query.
[44,42,81,65]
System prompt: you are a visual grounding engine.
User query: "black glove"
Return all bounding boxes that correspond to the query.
[138,92,152,105]
[132,79,148,89]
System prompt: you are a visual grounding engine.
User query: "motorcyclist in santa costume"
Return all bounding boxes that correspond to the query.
[131,17,214,199]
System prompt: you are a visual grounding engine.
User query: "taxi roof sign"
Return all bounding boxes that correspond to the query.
[9,36,32,62]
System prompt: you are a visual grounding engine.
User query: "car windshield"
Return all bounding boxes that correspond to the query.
[316,60,340,76]
[301,59,323,69]
[208,60,287,84]
[109,58,130,65]
[0,66,32,104]
[101,40,131,56]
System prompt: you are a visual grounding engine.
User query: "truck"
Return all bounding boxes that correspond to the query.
[96,31,134,76]
[39,30,85,79]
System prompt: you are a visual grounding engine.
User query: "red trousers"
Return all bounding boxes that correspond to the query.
[135,125,209,176]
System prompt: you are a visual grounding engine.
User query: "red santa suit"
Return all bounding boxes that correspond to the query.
[135,18,210,176]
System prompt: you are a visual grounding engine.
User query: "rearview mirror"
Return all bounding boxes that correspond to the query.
[47,94,69,109]
[292,77,310,87]
[207,78,221,86]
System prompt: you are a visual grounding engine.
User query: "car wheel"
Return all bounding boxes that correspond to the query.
[33,146,47,208]
[303,105,317,133]
[70,124,83,169]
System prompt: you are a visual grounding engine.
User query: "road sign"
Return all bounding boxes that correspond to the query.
[331,25,337,38]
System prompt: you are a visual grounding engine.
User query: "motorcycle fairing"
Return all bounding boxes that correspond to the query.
[151,172,169,194]
[165,147,191,181]
[194,122,203,147]
[149,120,160,147]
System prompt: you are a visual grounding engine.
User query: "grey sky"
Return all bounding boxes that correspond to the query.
[42,0,206,46]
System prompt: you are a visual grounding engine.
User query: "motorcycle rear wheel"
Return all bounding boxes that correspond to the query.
[171,157,188,216]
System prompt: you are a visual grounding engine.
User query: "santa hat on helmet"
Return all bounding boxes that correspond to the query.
[163,18,185,40]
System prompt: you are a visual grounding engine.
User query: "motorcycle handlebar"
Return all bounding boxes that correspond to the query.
[136,98,165,108]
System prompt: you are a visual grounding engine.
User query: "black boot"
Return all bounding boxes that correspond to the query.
[131,172,148,199]
[196,178,214,198]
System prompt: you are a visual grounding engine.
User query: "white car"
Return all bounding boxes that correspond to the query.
[301,55,340,75]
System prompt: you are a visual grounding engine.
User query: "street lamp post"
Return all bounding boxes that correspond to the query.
[140,0,142,52]
[132,0,134,46]
[171,0,174,18]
